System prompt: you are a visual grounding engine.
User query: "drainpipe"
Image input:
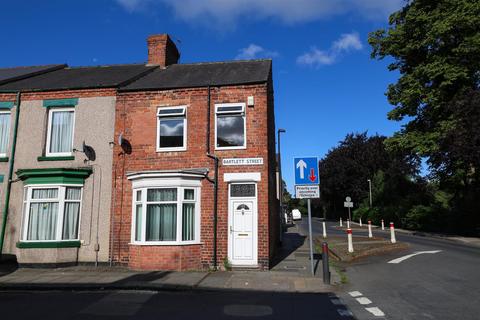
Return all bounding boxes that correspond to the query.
[206,85,219,270]
[0,92,21,258]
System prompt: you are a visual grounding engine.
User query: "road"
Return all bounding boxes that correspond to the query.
[297,218,480,320]
[0,288,354,320]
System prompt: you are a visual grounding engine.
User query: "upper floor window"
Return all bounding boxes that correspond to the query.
[157,106,187,152]
[0,111,11,157]
[215,103,246,150]
[46,108,75,156]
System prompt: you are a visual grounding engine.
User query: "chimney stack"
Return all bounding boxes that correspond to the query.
[147,34,180,68]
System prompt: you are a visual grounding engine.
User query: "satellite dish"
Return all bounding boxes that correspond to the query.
[118,133,132,154]
[118,133,124,146]
[82,141,96,162]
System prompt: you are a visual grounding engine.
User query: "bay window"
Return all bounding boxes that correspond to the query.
[23,185,82,241]
[132,186,199,244]
[215,103,246,149]
[46,108,75,156]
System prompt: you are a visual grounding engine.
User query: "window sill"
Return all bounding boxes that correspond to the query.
[129,241,201,246]
[0,157,8,162]
[215,146,247,151]
[37,156,75,161]
[16,240,81,249]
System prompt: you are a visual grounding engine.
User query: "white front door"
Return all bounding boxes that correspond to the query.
[229,199,257,265]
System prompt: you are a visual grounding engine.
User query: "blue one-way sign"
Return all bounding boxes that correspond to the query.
[294,157,319,185]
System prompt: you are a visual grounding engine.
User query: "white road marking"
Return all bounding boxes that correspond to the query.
[348,291,363,297]
[365,307,385,317]
[356,297,372,305]
[337,309,354,317]
[330,298,343,305]
[387,250,442,264]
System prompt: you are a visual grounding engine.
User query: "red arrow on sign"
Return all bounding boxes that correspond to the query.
[309,168,317,182]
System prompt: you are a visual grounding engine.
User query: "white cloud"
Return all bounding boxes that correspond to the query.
[297,32,363,68]
[114,0,405,25]
[235,44,278,60]
[332,33,363,52]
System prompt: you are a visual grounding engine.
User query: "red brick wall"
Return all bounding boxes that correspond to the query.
[129,244,202,270]
[111,83,276,270]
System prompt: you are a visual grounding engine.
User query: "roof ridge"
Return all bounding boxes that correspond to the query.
[65,62,149,69]
[0,64,65,70]
[170,58,272,67]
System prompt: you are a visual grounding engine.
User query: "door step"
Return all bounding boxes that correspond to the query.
[231,265,261,271]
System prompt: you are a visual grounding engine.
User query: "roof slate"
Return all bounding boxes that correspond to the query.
[0,65,66,85]
[0,64,156,92]
[120,59,272,91]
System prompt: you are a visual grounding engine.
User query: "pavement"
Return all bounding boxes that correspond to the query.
[0,225,338,294]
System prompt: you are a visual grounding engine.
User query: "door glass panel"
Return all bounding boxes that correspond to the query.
[230,184,255,197]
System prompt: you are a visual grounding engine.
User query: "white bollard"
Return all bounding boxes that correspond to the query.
[359,218,362,227]
[347,219,350,229]
[322,221,327,238]
[347,228,354,253]
[340,217,343,227]
[390,222,396,243]
[381,219,385,230]
[368,220,373,238]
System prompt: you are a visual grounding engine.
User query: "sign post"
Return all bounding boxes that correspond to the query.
[294,157,319,276]
[344,196,353,221]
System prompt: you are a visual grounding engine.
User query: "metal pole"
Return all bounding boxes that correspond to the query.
[307,198,314,276]
[277,129,285,243]
[322,242,330,284]
[348,206,351,221]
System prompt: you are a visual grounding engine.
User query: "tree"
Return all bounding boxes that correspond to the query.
[319,132,419,219]
[369,0,480,234]
[369,0,480,180]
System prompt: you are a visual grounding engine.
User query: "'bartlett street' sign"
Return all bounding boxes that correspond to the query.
[222,158,264,166]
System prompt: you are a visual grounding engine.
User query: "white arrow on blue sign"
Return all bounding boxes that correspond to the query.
[294,157,319,185]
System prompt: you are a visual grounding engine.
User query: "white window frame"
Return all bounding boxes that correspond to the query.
[0,110,11,157]
[131,185,201,245]
[156,106,187,152]
[21,184,83,242]
[215,103,247,150]
[46,107,75,157]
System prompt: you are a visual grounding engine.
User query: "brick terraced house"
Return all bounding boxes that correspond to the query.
[0,34,278,270]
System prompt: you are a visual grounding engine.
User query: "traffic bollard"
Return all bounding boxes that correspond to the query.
[390,222,396,243]
[359,218,362,227]
[322,221,327,238]
[347,219,350,229]
[347,228,354,253]
[368,220,373,238]
[340,217,343,227]
[322,242,331,285]
[381,219,385,230]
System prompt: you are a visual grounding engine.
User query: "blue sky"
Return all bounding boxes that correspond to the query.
[0,0,406,193]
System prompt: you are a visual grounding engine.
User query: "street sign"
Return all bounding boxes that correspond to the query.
[294,157,319,185]
[295,185,320,199]
[344,196,353,208]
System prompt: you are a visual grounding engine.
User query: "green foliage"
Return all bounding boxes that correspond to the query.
[368,0,480,235]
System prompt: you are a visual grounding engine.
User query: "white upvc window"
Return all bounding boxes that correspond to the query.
[0,111,11,157]
[215,103,246,150]
[46,107,75,156]
[22,185,83,241]
[156,106,187,152]
[132,186,200,245]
